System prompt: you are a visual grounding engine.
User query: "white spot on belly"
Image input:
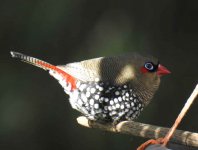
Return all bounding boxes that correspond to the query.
[115,91,120,96]
[91,110,95,115]
[122,96,126,100]
[125,92,129,97]
[81,94,88,102]
[105,98,109,102]
[78,99,83,106]
[86,91,91,97]
[112,106,116,110]
[120,105,125,109]
[114,98,118,103]
[110,100,114,105]
[94,103,99,109]
[79,84,86,91]
[131,102,134,107]
[95,95,100,100]
[111,111,117,115]
[89,99,94,105]
[99,87,103,91]
[90,88,96,94]
[126,104,130,108]
[118,97,122,102]
[108,106,112,111]
[116,103,120,108]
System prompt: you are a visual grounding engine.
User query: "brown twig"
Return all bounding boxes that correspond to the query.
[162,83,198,146]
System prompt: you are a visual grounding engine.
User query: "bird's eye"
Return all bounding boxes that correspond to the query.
[144,62,154,71]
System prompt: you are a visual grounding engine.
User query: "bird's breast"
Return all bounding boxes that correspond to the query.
[68,81,145,122]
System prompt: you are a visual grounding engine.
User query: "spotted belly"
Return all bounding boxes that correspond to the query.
[68,81,144,122]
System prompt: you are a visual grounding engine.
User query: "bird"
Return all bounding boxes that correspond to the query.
[10,51,170,124]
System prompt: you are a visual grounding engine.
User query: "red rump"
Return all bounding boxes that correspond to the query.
[36,61,77,90]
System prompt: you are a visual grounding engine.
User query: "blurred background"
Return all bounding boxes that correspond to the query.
[0,0,198,150]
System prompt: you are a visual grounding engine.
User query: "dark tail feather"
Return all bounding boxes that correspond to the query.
[10,51,77,90]
[10,51,54,71]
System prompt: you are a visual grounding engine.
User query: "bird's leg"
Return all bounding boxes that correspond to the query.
[112,119,120,127]
[112,112,126,127]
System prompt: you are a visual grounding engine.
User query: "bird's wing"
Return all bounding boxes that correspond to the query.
[57,57,103,82]
[57,56,136,84]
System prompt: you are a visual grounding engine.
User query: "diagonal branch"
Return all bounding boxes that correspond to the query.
[162,83,198,146]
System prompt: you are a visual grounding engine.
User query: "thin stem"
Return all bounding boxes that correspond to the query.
[162,84,198,146]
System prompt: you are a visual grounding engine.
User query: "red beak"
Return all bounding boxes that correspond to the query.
[157,64,171,76]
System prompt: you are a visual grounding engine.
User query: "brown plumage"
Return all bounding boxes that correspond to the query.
[10,51,170,123]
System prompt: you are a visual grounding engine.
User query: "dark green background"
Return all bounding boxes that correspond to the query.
[1,0,198,150]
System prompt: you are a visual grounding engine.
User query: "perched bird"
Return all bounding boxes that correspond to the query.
[10,51,170,123]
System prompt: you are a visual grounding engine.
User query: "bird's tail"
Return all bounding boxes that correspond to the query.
[10,51,76,90]
[11,51,56,71]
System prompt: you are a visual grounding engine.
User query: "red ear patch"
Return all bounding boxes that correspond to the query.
[140,67,148,73]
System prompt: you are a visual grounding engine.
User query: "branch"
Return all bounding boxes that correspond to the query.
[77,84,198,148]
[77,116,198,148]
[162,83,198,146]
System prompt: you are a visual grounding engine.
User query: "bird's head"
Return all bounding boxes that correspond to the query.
[113,53,171,105]
[135,54,170,84]
[109,53,171,85]
[140,61,171,76]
